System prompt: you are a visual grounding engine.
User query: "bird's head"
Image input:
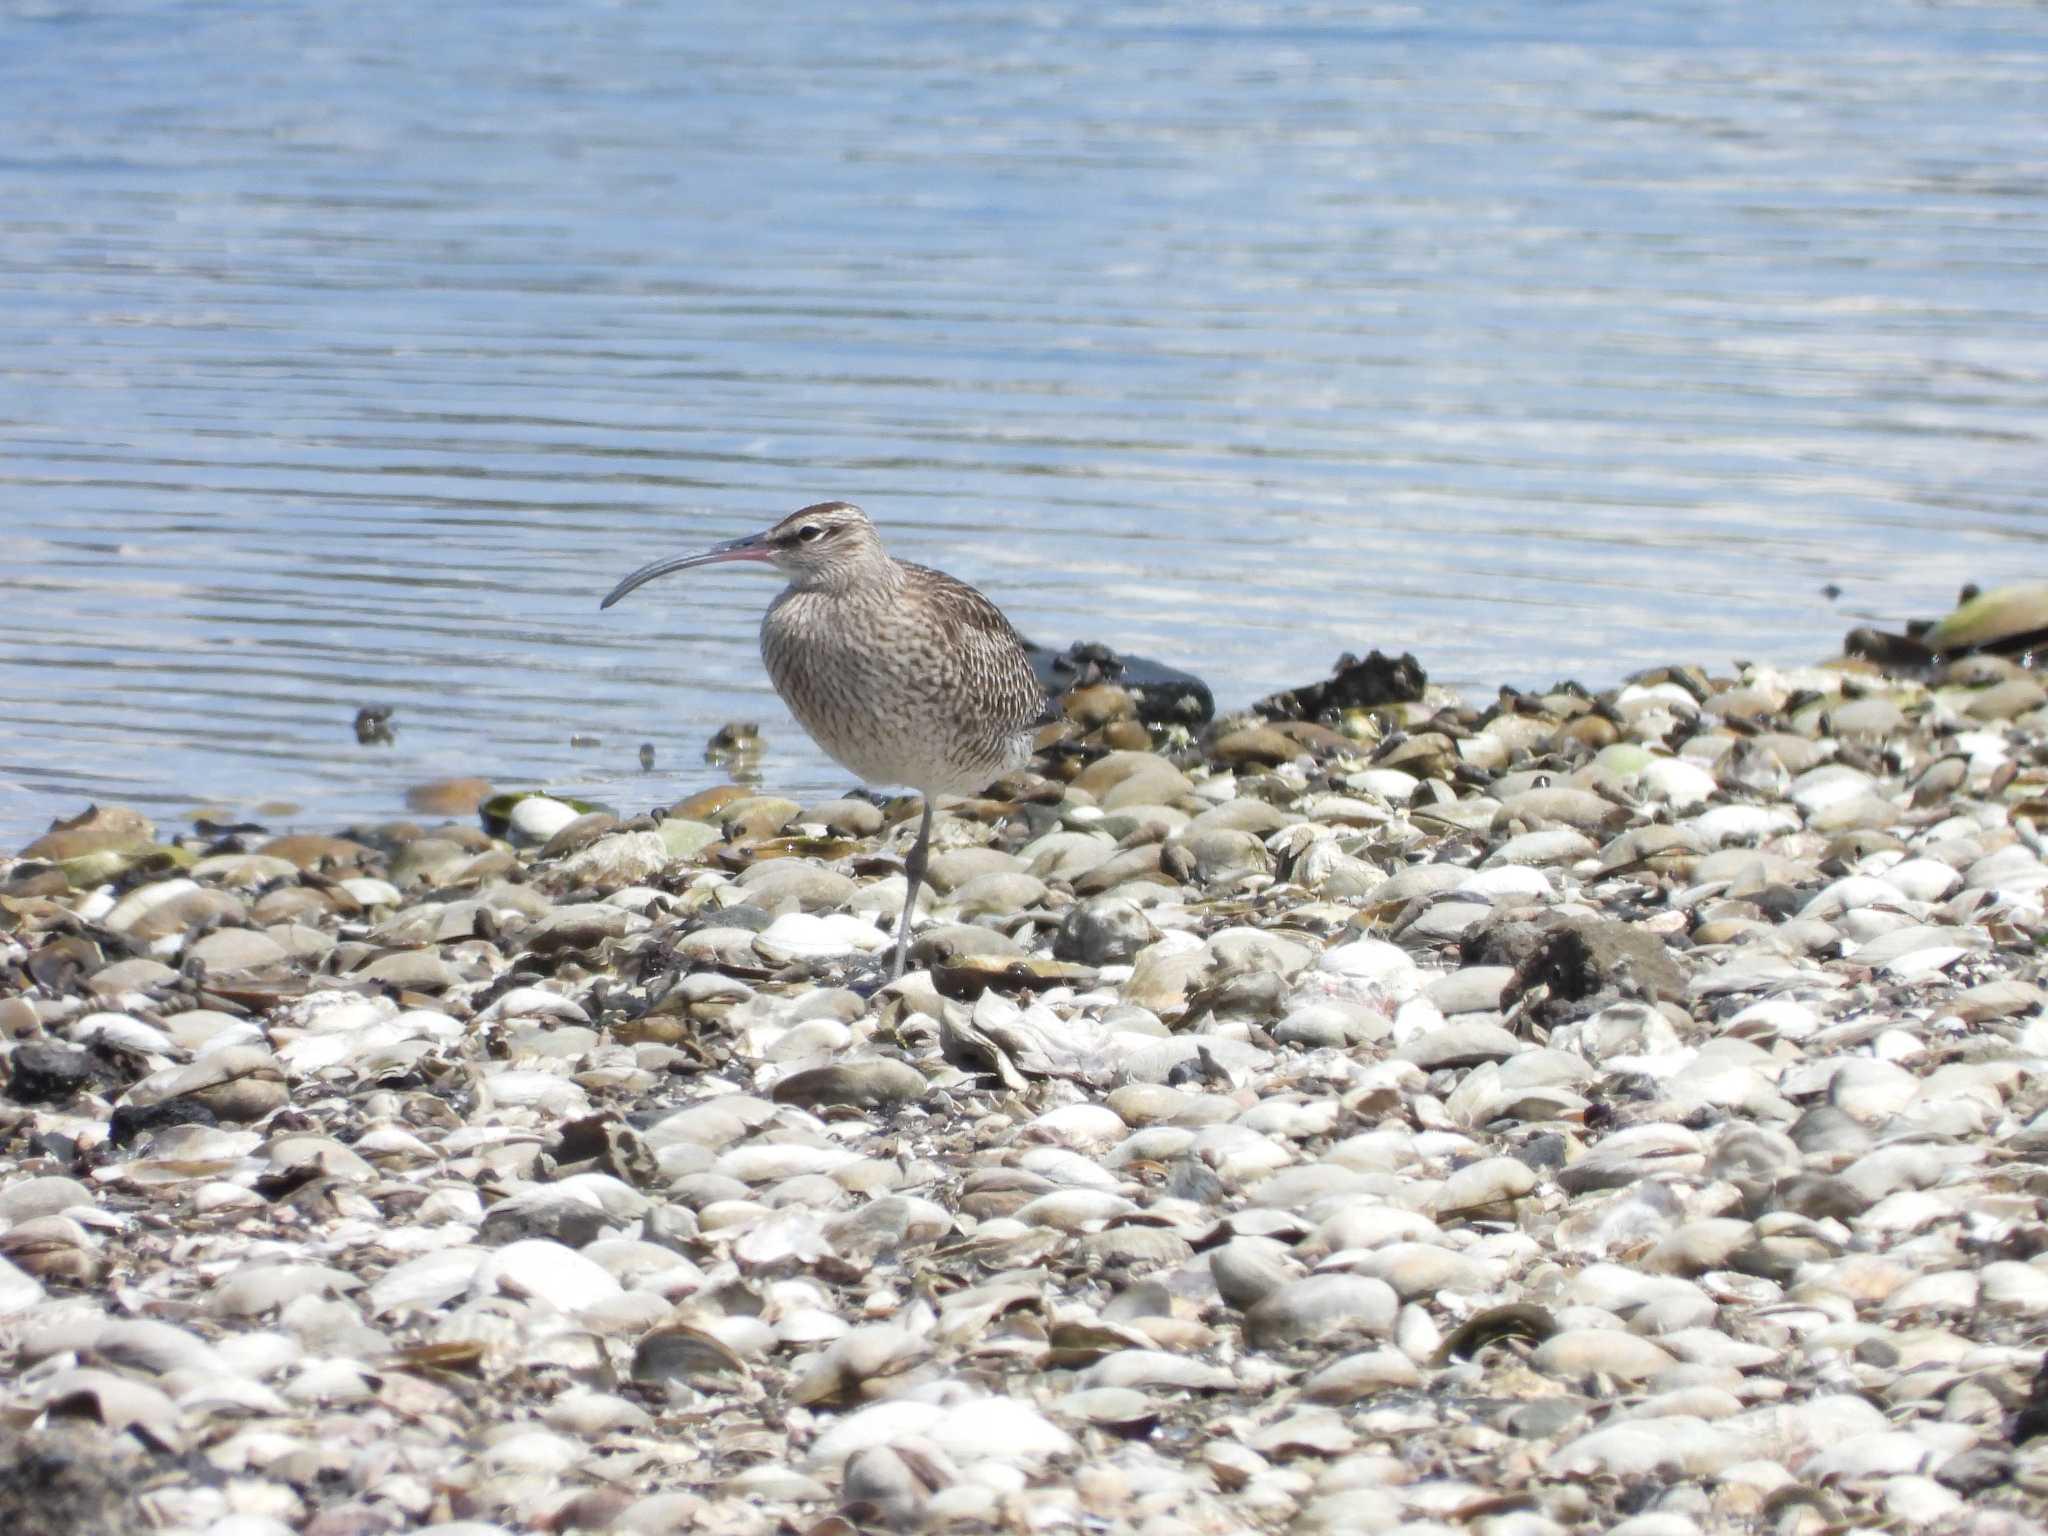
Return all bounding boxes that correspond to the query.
[753,502,887,586]
[600,501,889,607]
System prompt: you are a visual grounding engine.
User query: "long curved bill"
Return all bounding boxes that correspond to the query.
[599,531,774,609]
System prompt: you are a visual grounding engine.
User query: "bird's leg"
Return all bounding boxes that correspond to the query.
[890,797,936,981]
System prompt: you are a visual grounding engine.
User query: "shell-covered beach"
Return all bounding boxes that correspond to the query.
[2,624,2046,1536]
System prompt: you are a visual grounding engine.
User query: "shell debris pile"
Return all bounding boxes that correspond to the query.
[2,649,2047,1536]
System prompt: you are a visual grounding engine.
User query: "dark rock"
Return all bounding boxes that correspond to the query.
[1514,1134,1570,1171]
[353,703,396,745]
[6,1043,104,1106]
[1846,581,2048,675]
[1462,910,1685,1008]
[1593,1072,1662,1105]
[1611,1480,1672,1519]
[1924,581,2048,661]
[27,1130,81,1167]
[553,1115,661,1187]
[1055,897,1155,967]
[1938,1445,2015,1496]
[1166,1156,1227,1205]
[1843,626,1935,674]
[1251,650,1427,722]
[2010,1354,2048,1446]
[1165,1045,1234,1090]
[105,1097,219,1149]
[0,1425,154,1536]
[1029,640,1214,726]
[478,1197,607,1249]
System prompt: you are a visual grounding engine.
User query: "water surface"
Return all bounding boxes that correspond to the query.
[2,0,2044,848]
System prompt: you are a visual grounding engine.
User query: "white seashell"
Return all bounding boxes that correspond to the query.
[1019,1103,1128,1148]
[273,990,399,1034]
[335,876,403,908]
[731,1209,832,1268]
[471,1240,623,1313]
[0,1255,46,1318]
[1315,938,1423,998]
[753,911,889,962]
[714,1142,861,1184]
[1691,803,1797,847]
[1459,864,1554,901]
[369,1249,489,1316]
[103,878,201,935]
[482,1428,584,1474]
[31,1367,185,1450]
[68,1011,178,1056]
[508,795,581,842]
[1014,1146,1126,1191]
[1788,764,1879,816]
[480,1070,590,1116]
[1639,757,1718,809]
[475,987,592,1024]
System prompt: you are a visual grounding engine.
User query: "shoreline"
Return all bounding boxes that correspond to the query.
[0,608,1890,861]
[1,641,2045,1534]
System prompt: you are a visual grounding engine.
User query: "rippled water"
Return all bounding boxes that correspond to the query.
[3,0,2044,850]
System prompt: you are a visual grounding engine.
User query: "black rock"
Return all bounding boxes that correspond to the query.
[478,1198,607,1250]
[27,1130,81,1167]
[1843,626,1935,673]
[1938,1445,2015,1496]
[353,703,396,745]
[0,1424,157,1536]
[106,1097,219,1149]
[1252,649,1427,722]
[1845,581,2048,675]
[6,1043,101,1106]
[2010,1354,2048,1446]
[1028,640,1214,726]
[1461,910,1685,1009]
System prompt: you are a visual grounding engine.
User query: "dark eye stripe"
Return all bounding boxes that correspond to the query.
[774,519,836,548]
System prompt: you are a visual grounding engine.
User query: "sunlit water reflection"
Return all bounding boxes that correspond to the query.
[2,0,2042,847]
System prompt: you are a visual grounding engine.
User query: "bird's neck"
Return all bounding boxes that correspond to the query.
[785,550,905,599]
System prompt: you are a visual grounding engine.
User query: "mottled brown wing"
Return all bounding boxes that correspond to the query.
[900,562,1045,735]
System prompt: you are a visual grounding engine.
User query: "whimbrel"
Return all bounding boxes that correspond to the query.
[601,501,1044,980]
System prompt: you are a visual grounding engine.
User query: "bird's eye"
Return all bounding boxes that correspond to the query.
[795,524,824,543]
